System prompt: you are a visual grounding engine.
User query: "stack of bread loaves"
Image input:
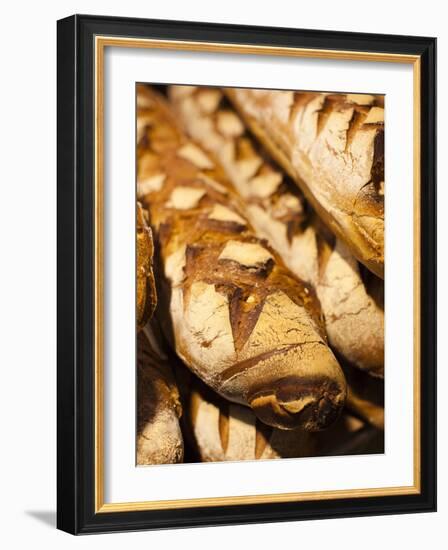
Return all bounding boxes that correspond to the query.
[136,84,384,465]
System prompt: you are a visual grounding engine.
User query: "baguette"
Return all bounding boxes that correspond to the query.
[225,88,385,278]
[178,370,315,461]
[137,85,346,431]
[136,202,157,330]
[169,86,384,377]
[137,324,183,465]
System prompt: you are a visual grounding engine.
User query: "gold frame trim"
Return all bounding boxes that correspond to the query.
[94,35,422,513]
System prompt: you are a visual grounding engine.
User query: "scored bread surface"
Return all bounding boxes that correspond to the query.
[137,85,346,431]
[183,372,316,461]
[136,202,157,330]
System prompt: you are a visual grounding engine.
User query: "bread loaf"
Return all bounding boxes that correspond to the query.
[178,370,316,462]
[169,86,384,377]
[225,88,385,278]
[137,85,346,431]
[313,218,384,378]
[136,202,157,330]
[137,324,183,465]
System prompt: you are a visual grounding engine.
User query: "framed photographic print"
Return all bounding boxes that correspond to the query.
[57,14,436,534]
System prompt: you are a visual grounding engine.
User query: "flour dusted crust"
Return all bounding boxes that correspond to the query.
[136,203,157,330]
[225,88,385,279]
[179,371,315,461]
[343,361,384,429]
[318,237,384,377]
[137,85,346,431]
[169,86,384,378]
[137,325,183,465]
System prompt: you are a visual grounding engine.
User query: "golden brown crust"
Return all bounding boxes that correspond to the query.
[315,412,384,456]
[181,370,316,461]
[136,203,157,330]
[169,86,384,378]
[225,88,385,278]
[137,85,346,431]
[316,232,384,378]
[137,325,183,465]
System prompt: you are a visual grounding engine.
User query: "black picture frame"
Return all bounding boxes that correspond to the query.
[57,14,436,534]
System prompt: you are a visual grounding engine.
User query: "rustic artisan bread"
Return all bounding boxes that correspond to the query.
[137,324,183,465]
[137,85,346,431]
[169,86,384,378]
[312,215,384,378]
[136,202,157,330]
[224,88,385,278]
[176,367,316,461]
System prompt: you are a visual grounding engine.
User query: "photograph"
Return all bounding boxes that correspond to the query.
[55,14,435,533]
[135,84,385,466]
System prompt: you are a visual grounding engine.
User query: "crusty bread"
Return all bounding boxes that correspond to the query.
[169,86,384,378]
[137,85,346,431]
[178,369,316,461]
[225,88,385,279]
[136,202,157,330]
[137,324,183,465]
[313,219,384,378]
